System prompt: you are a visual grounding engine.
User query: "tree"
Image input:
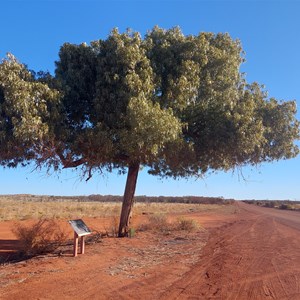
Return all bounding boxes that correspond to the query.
[0,27,299,237]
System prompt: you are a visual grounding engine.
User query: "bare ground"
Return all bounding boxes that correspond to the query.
[1,202,300,299]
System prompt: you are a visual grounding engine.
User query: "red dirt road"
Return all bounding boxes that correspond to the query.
[161,202,300,299]
[1,202,300,299]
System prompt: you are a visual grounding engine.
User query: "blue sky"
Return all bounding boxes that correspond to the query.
[1,0,299,200]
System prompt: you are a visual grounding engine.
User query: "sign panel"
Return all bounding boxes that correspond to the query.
[68,219,92,236]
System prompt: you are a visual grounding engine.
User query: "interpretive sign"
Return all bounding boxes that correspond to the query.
[68,219,92,257]
[68,219,92,236]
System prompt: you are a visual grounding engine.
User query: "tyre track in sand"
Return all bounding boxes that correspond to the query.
[160,202,300,300]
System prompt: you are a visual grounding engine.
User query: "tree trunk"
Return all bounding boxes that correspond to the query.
[118,162,140,237]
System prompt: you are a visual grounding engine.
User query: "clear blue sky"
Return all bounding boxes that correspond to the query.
[1,0,299,200]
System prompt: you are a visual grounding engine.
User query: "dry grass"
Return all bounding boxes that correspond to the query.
[134,202,234,215]
[138,214,201,234]
[0,195,235,221]
[103,206,120,237]
[139,214,171,233]
[175,217,200,232]
[0,199,122,221]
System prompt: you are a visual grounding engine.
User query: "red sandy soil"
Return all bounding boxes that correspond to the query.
[1,202,300,299]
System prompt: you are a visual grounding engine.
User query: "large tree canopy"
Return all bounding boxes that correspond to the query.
[0,27,299,236]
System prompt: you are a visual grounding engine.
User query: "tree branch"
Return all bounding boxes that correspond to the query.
[56,151,86,169]
[85,167,93,181]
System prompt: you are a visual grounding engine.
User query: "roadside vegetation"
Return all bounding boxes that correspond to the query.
[243,200,300,211]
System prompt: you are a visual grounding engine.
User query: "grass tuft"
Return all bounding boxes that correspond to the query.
[175,217,199,232]
[139,214,200,234]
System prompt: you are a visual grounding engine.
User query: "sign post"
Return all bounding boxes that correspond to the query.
[68,219,92,257]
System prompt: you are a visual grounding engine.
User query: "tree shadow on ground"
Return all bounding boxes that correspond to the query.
[0,239,23,263]
[0,239,76,264]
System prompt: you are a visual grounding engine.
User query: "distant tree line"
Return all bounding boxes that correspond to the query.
[0,194,234,205]
[243,200,300,211]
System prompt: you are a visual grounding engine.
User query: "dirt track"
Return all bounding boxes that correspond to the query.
[161,202,300,299]
[1,202,300,299]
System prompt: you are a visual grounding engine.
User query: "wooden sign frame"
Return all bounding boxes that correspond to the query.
[68,219,92,257]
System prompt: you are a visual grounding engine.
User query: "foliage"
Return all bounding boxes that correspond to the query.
[0,54,60,168]
[12,218,67,257]
[0,27,298,176]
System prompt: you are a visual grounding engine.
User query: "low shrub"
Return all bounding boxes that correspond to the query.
[139,213,172,233]
[148,214,169,228]
[263,201,275,208]
[175,217,199,232]
[139,214,200,234]
[12,218,68,258]
[279,203,293,210]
